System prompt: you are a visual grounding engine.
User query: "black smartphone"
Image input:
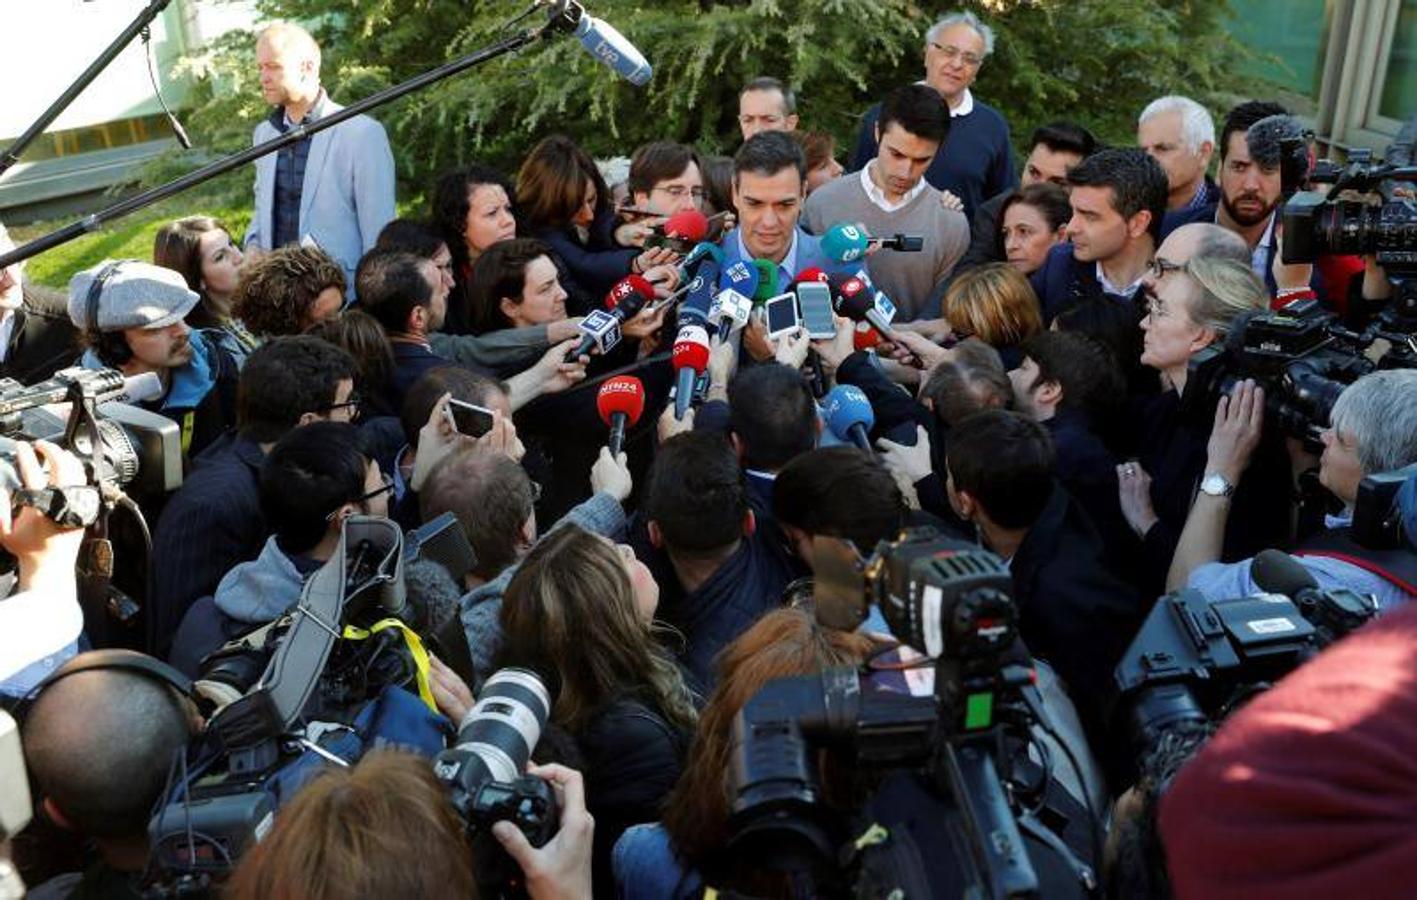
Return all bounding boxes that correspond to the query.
[445,398,496,438]
[796,282,836,340]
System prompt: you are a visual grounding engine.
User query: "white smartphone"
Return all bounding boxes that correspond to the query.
[764,293,801,339]
[796,282,837,340]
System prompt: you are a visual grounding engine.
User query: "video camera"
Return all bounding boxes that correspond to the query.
[1110,550,1377,772]
[1279,144,1417,324]
[725,530,1097,898]
[142,513,556,899]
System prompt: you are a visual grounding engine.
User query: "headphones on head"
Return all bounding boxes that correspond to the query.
[85,261,133,366]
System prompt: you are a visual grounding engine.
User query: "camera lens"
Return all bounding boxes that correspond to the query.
[448,668,551,786]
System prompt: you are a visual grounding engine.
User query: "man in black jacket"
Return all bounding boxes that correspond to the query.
[147,336,356,657]
[945,410,1143,731]
[0,221,78,384]
[635,431,798,693]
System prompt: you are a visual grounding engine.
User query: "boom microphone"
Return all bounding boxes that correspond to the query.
[671,324,711,420]
[596,375,647,456]
[570,7,653,86]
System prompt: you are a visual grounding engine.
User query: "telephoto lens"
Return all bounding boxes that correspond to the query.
[440,668,552,788]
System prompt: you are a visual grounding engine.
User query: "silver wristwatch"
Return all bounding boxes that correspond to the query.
[1199,472,1236,498]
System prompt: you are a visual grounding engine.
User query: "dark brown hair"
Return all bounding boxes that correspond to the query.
[232,246,346,337]
[466,237,555,334]
[499,526,697,735]
[627,141,702,198]
[516,134,610,231]
[224,751,475,900]
[153,215,231,328]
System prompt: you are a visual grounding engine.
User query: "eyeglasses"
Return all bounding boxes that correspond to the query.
[1147,256,1185,280]
[929,42,984,69]
[326,473,395,521]
[322,391,362,421]
[652,185,706,201]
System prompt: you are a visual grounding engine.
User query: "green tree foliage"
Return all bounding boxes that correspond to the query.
[165,0,1238,200]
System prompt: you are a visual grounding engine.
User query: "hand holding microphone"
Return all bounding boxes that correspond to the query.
[571,275,657,359]
[596,375,647,457]
[823,384,876,456]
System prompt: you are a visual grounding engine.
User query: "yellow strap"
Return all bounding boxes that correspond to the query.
[342,618,439,713]
[179,410,195,455]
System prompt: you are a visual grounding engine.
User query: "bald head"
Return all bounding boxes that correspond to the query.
[1158,222,1249,267]
[23,667,195,838]
[256,22,322,112]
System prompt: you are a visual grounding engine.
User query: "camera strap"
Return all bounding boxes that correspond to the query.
[342,617,438,714]
[1295,530,1417,598]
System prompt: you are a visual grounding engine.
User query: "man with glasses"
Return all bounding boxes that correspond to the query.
[737,77,799,142]
[617,142,707,247]
[148,335,358,658]
[0,221,78,384]
[169,421,393,674]
[848,11,1015,220]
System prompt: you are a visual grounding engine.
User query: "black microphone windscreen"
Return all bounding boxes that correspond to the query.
[1251,548,1320,598]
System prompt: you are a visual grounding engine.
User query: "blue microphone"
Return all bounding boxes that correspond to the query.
[675,241,724,283]
[573,12,653,85]
[824,384,875,454]
[678,254,722,330]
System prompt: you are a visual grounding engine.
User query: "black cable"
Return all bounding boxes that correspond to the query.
[140,25,191,149]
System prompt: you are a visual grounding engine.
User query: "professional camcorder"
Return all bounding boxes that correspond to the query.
[1280,145,1417,323]
[142,513,536,899]
[1178,297,1408,443]
[1109,550,1378,772]
[726,530,1097,899]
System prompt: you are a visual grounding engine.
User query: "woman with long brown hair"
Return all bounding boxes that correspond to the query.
[153,216,259,364]
[498,524,696,894]
[517,134,676,312]
[613,607,876,898]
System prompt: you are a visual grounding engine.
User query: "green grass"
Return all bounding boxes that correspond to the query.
[11,177,422,290]
[11,195,253,291]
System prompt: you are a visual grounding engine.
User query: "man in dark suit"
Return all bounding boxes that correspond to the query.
[945,410,1142,731]
[0,221,78,384]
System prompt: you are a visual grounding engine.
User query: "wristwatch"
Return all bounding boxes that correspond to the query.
[14,486,102,528]
[1199,472,1236,499]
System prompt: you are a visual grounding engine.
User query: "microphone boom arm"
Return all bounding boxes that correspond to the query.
[1,2,575,269]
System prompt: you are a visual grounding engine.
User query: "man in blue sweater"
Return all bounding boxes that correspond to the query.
[849,10,1015,220]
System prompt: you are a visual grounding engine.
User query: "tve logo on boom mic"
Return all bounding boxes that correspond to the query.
[592,40,622,67]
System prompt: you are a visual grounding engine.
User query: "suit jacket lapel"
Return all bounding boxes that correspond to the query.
[299,99,343,227]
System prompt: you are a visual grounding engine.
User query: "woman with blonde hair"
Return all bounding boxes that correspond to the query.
[942,262,1044,364]
[614,607,877,898]
[1120,253,1289,596]
[498,524,696,895]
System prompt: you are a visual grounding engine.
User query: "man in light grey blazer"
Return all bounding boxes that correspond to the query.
[244,22,395,291]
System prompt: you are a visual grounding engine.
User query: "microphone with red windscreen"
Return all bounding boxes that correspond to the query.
[596,375,647,457]
[671,324,711,420]
[649,210,709,252]
[572,275,657,359]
